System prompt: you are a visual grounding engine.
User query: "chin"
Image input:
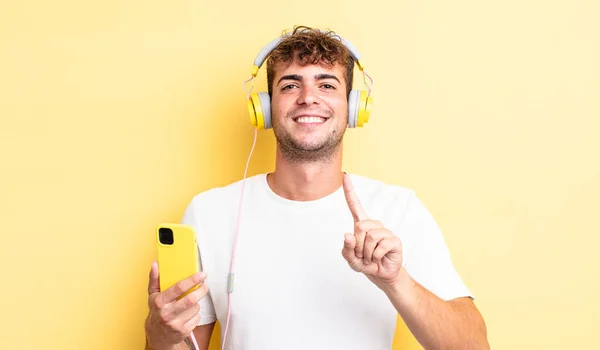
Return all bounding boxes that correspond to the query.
[291,135,330,149]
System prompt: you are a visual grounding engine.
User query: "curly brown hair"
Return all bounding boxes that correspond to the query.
[266,26,355,97]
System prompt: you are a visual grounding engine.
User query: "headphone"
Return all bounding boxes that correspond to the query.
[246,31,373,130]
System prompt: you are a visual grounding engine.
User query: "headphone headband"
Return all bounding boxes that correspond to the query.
[251,30,365,77]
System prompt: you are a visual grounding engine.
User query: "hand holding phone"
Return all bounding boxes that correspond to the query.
[145,224,208,349]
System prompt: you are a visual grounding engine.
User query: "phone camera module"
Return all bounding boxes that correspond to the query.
[159,228,174,245]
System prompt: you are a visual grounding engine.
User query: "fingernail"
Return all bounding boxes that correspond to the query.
[344,233,352,243]
[357,253,363,258]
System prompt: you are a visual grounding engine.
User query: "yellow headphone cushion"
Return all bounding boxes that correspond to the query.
[356,90,372,127]
[248,92,272,130]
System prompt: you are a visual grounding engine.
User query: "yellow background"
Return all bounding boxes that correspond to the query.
[1,0,599,349]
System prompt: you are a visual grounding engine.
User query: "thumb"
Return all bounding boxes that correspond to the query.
[341,233,357,263]
[147,261,160,295]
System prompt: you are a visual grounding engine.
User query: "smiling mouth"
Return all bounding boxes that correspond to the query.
[293,116,327,124]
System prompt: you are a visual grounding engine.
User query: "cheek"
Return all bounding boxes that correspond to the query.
[333,97,348,118]
[269,102,282,122]
[270,96,291,118]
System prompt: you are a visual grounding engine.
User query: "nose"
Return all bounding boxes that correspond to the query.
[296,85,320,106]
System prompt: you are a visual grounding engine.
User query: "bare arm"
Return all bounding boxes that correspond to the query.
[383,268,489,350]
[341,174,489,349]
[145,322,215,350]
[145,338,187,350]
[191,322,216,350]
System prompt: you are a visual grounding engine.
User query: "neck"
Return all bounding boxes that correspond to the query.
[267,146,344,201]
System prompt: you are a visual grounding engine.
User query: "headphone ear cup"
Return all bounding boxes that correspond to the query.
[247,92,272,129]
[257,92,272,129]
[347,89,359,128]
[356,90,372,127]
[248,93,261,129]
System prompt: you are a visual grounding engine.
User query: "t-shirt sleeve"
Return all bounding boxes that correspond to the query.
[181,197,218,325]
[399,191,473,301]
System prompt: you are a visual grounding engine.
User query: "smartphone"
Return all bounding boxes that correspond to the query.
[156,223,201,299]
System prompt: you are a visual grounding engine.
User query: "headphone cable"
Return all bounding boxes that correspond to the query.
[221,127,258,349]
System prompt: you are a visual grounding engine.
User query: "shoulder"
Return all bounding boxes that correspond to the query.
[184,174,265,214]
[346,173,426,233]
[347,173,417,213]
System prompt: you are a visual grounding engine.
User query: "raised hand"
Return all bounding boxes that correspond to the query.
[341,174,405,290]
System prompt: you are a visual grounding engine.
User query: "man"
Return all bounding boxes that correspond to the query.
[145,26,489,350]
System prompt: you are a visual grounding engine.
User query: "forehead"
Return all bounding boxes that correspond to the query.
[272,59,345,78]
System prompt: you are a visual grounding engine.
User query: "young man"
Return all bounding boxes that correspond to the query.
[145,26,489,350]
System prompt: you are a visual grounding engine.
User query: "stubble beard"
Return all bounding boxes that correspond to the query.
[273,112,346,164]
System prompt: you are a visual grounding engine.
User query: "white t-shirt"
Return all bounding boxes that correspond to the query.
[181,173,472,349]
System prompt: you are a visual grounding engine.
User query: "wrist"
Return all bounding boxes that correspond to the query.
[146,339,183,350]
[381,267,414,296]
[145,324,178,350]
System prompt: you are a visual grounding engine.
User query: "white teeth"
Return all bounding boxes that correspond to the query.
[296,116,325,123]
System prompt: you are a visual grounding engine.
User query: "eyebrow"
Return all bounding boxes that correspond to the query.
[277,74,341,85]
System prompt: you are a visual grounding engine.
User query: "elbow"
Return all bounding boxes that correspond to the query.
[469,323,490,350]
[450,319,490,350]
[473,337,490,350]
[467,320,490,350]
[447,337,489,350]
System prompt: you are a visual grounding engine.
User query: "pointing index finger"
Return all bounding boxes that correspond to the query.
[343,173,369,222]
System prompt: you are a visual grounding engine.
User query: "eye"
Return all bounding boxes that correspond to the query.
[282,84,298,90]
[321,84,336,89]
